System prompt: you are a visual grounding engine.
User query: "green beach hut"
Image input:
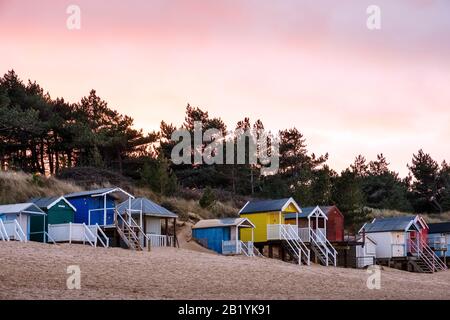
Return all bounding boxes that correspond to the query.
[29,196,77,242]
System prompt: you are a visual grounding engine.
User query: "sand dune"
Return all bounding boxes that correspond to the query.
[1,241,449,300]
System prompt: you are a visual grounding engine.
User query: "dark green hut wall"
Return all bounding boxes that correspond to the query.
[47,201,75,225]
[30,200,75,242]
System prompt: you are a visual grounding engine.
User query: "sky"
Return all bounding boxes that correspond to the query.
[1,0,449,176]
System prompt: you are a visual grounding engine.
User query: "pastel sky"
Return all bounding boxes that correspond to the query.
[1,0,449,176]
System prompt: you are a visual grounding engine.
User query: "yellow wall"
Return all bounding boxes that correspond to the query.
[240,211,287,242]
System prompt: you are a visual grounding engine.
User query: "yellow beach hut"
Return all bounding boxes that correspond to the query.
[238,198,311,265]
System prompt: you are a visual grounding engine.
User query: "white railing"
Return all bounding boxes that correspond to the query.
[279,224,310,265]
[47,223,108,247]
[147,234,174,247]
[88,207,115,226]
[93,223,109,248]
[298,228,310,242]
[309,228,329,266]
[2,220,27,242]
[127,214,151,248]
[428,236,447,251]
[267,224,299,240]
[0,219,10,241]
[15,220,27,242]
[316,228,337,266]
[222,240,241,255]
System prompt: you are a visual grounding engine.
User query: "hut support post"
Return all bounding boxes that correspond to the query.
[128,197,132,225]
[103,195,107,226]
[173,218,177,248]
[236,226,239,254]
[43,214,46,243]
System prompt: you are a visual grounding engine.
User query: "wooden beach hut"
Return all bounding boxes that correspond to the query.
[29,196,76,242]
[359,215,447,273]
[116,197,179,248]
[0,203,46,242]
[283,205,338,266]
[65,187,134,226]
[238,198,312,265]
[192,218,257,255]
[427,222,450,263]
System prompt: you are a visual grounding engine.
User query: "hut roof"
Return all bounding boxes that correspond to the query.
[239,198,301,214]
[193,218,255,229]
[285,206,329,219]
[30,196,77,211]
[65,187,134,201]
[0,203,46,216]
[428,222,450,234]
[361,216,419,233]
[117,198,178,218]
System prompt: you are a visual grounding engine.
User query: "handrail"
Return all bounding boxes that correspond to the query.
[0,219,9,241]
[280,224,310,265]
[44,231,57,245]
[316,228,337,266]
[127,213,151,246]
[418,238,447,271]
[95,224,109,248]
[239,241,250,257]
[409,239,435,272]
[82,223,96,247]
[117,213,144,250]
[279,226,301,263]
[285,224,310,264]
[88,207,115,226]
[14,220,27,242]
[310,228,328,266]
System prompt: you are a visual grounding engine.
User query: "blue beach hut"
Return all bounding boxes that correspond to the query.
[192,218,255,255]
[64,187,134,226]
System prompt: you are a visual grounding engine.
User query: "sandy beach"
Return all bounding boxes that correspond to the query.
[1,240,450,300]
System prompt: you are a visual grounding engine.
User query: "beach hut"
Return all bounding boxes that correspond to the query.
[0,203,46,242]
[238,198,312,265]
[285,206,344,242]
[192,218,256,255]
[65,187,134,226]
[427,222,450,262]
[29,196,76,242]
[359,215,447,273]
[321,206,344,242]
[116,197,179,248]
[338,235,376,268]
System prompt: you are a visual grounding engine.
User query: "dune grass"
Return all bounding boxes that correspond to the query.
[368,207,450,224]
[0,170,239,222]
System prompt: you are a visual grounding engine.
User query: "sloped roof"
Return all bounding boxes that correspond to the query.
[117,198,178,218]
[65,187,133,201]
[192,218,255,229]
[285,206,328,219]
[0,203,45,216]
[428,222,450,234]
[30,196,77,212]
[239,198,300,214]
[362,216,418,233]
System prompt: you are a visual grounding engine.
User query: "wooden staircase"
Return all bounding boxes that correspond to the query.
[408,238,447,273]
[279,224,310,265]
[309,228,337,267]
[115,210,144,251]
